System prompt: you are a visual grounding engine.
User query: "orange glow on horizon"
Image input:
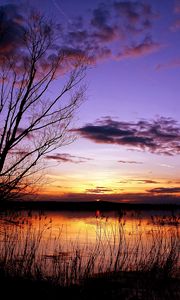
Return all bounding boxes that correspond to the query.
[36,176,180,199]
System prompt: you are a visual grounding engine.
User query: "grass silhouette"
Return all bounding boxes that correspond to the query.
[0,211,179,299]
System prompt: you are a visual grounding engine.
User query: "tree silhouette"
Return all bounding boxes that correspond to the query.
[0,13,87,200]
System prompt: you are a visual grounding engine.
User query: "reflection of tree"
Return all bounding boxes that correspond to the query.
[0,14,87,200]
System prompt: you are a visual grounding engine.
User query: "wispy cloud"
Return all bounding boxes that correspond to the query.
[86,186,114,194]
[45,153,92,164]
[159,163,174,169]
[118,160,143,164]
[73,116,180,156]
[16,127,33,140]
[10,149,29,157]
[118,36,162,59]
[118,179,160,184]
[132,179,160,184]
[147,187,180,194]
[156,57,180,71]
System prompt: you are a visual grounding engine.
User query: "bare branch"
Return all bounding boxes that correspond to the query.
[0,12,87,200]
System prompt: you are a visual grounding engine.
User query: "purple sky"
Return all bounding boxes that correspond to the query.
[1,0,180,203]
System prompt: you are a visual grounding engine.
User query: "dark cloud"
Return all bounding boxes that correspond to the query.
[86,186,114,194]
[45,153,92,164]
[118,179,160,184]
[90,3,120,43]
[148,187,180,194]
[118,160,143,164]
[131,179,160,184]
[64,15,115,63]
[73,117,180,155]
[63,1,160,63]
[93,25,119,43]
[0,1,160,64]
[0,4,90,74]
[113,1,155,27]
[91,3,109,29]
[0,4,24,57]
[114,1,141,24]
[113,1,159,39]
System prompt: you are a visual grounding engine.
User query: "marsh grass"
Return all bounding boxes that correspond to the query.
[0,211,179,288]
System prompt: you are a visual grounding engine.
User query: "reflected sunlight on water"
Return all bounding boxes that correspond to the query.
[1,209,179,252]
[0,209,179,284]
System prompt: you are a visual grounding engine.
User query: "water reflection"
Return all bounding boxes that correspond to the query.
[1,209,179,248]
[0,209,179,285]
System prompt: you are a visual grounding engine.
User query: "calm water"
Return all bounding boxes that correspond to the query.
[1,209,179,250]
[0,209,179,280]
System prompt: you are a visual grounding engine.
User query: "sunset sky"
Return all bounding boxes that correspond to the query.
[2,0,180,203]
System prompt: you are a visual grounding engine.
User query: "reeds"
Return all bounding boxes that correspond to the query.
[0,211,179,287]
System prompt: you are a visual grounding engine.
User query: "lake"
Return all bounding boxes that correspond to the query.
[0,208,179,284]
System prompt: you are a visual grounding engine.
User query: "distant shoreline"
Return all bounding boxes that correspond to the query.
[0,200,180,211]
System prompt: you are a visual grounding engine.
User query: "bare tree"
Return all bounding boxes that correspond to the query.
[0,13,87,201]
